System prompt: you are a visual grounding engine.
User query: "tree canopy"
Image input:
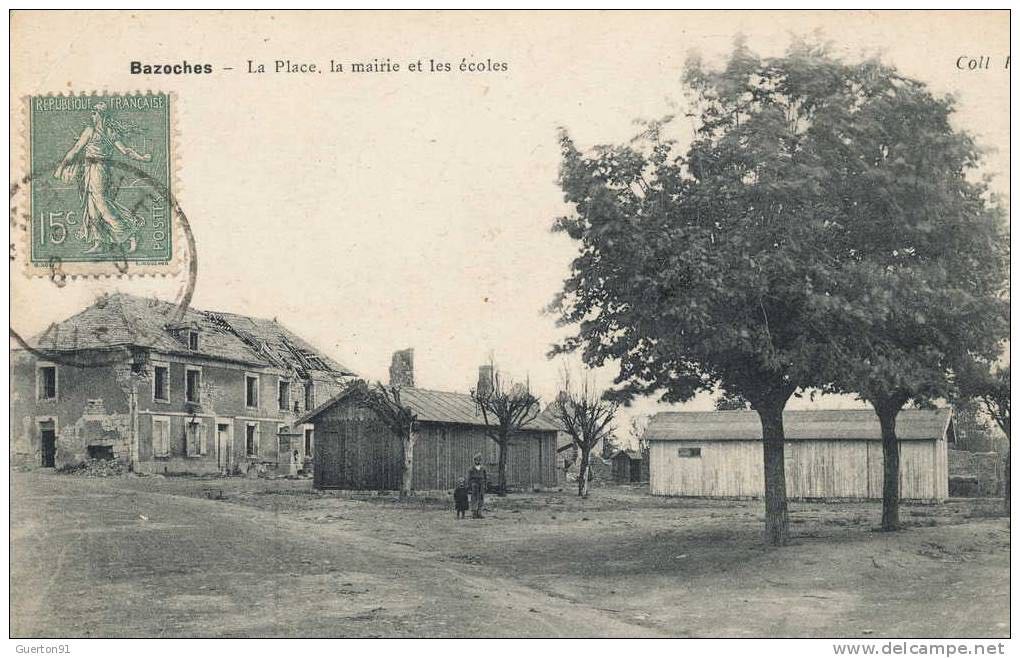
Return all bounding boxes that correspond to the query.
[549,38,1008,544]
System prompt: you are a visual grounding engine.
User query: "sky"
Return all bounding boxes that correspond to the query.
[9,11,1010,443]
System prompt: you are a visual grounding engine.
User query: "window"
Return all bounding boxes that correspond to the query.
[37,364,57,400]
[152,417,171,457]
[188,330,199,350]
[278,379,291,411]
[304,382,314,411]
[678,447,702,458]
[245,374,260,408]
[303,427,314,457]
[278,425,290,458]
[185,367,201,403]
[186,421,206,457]
[245,423,259,457]
[153,364,169,402]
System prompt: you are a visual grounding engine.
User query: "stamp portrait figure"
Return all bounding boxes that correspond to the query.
[53,102,153,254]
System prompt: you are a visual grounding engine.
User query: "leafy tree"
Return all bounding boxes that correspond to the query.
[471,364,542,495]
[971,363,1011,441]
[715,391,751,411]
[952,398,1003,454]
[549,38,1008,542]
[807,55,1009,530]
[551,39,865,545]
[347,380,419,499]
[551,376,619,497]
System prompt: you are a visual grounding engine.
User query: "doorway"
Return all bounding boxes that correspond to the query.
[216,421,232,473]
[304,427,314,458]
[39,421,56,468]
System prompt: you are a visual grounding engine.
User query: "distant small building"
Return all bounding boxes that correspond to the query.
[298,351,561,492]
[611,449,643,483]
[645,409,952,502]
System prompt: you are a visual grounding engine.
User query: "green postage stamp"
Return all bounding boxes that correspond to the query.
[27,93,174,272]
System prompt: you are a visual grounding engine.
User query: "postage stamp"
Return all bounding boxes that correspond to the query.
[25,93,174,271]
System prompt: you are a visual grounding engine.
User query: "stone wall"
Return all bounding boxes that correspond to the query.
[10,350,137,470]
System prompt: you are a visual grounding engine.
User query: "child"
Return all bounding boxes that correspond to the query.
[454,478,469,519]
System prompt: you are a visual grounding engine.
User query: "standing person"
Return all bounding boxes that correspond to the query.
[467,453,487,519]
[453,478,469,520]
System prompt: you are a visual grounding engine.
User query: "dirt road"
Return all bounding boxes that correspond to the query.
[10,471,1010,638]
[10,471,655,637]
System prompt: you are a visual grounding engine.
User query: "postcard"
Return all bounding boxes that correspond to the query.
[8,10,1010,642]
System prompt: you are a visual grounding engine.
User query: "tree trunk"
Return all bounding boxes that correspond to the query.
[756,404,790,546]
[577,446,591,497]
[400,431,416,500]
[496,437,508,496]
[873,395,906,532]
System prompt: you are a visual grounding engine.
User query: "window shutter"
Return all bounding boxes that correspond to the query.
[186,423,198,457]
[153,419,169,457]
[200,421,208,455]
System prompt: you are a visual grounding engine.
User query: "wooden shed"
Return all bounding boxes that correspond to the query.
[611,450,643,483]
[298,386,560,492]
[645,409,952,502]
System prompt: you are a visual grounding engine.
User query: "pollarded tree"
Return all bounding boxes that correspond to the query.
[347,380,419,499]
[629,415,650,452]
[551,375,619,497]
[810,58,1009,530]
[550,39,870,545]
[471,364,542,495]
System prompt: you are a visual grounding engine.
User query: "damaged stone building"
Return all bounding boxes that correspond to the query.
[11,293,357,475]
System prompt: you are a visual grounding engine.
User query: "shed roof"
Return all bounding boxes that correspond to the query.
[644,408,952,442]
[613,449,642,460]
[298,384,560,432]
[25,292,356,376]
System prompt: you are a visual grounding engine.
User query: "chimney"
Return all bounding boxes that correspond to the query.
[476,365,494,398]
[388,348,415,388]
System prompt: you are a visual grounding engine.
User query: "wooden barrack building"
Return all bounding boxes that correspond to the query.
[644,408,953,502]
[297,353,560,492]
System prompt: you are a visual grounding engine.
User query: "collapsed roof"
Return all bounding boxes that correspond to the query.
[26,292,357,377]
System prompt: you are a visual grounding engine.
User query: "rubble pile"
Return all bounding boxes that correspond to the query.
[64,458,125,478]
